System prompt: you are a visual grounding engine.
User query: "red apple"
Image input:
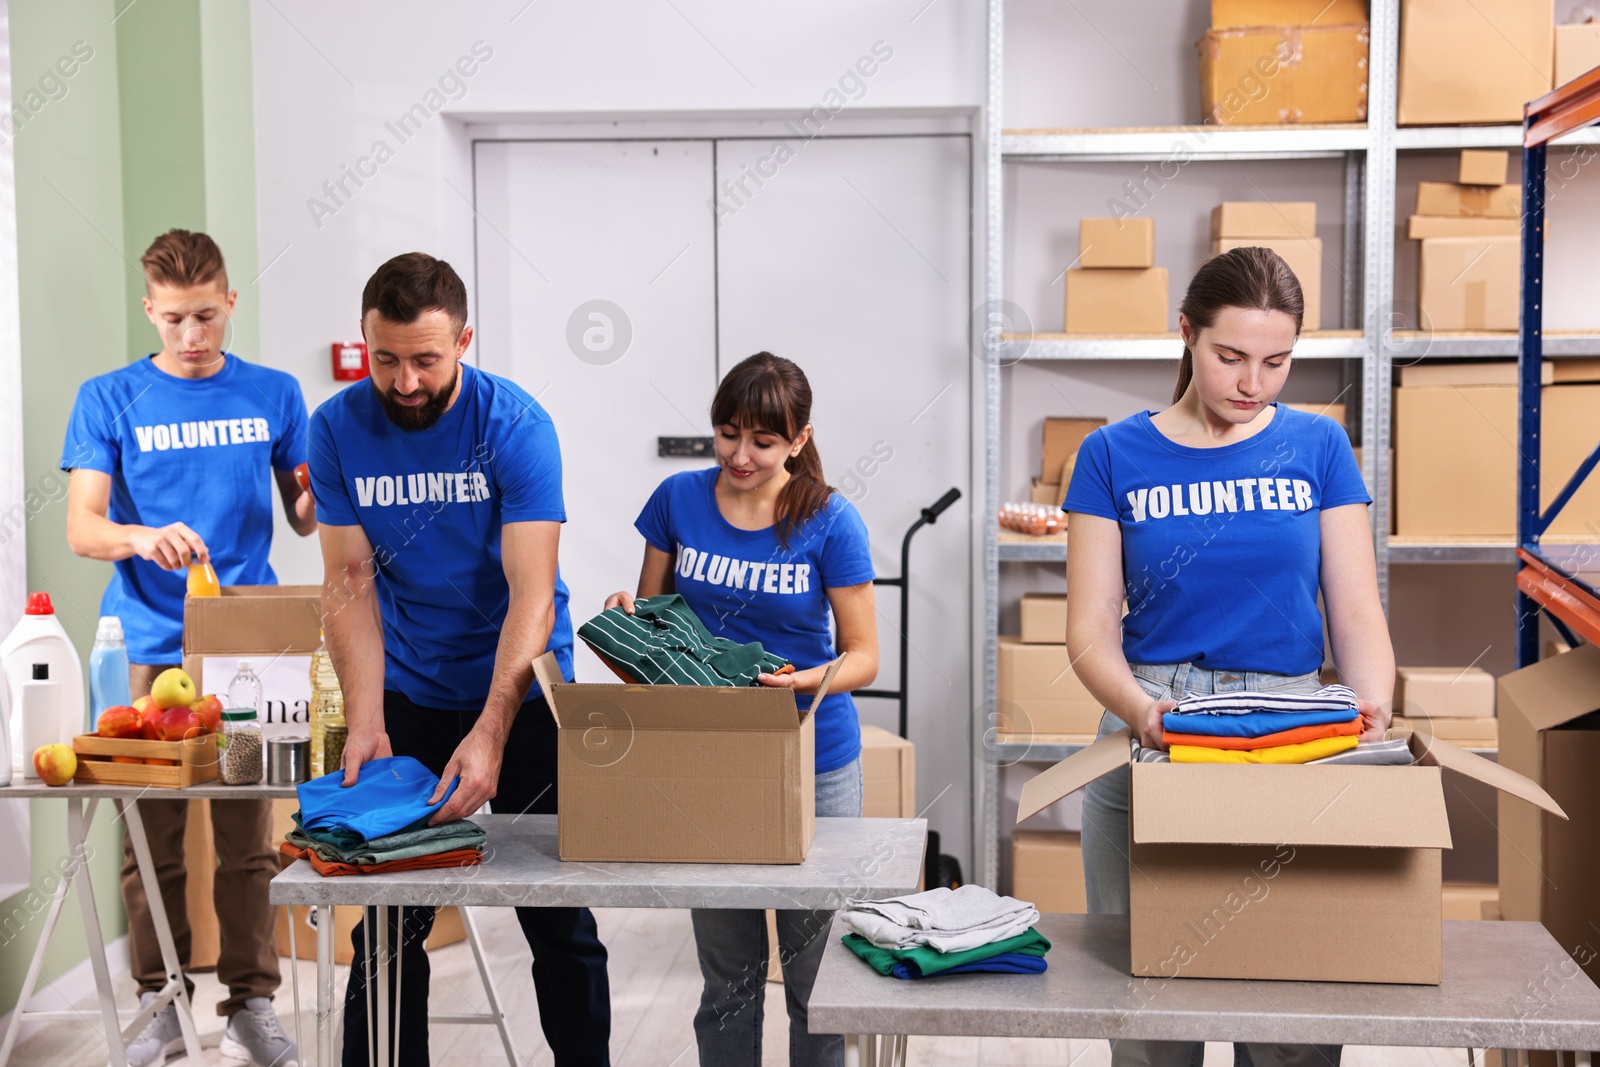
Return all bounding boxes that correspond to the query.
[188,694,223,735]
[97,705,143,739]
[155,706,204,742]
[134,695,162,740]
[32,744,77,786]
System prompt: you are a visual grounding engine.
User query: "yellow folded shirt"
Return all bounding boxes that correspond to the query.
[1169,734,1359,764]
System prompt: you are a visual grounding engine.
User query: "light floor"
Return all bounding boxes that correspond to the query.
[11,907,1479,1066]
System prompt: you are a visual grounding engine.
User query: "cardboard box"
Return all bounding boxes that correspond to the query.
[1041,417,1106,484]
[183,585,321,739]
[1551,357,1600,384]
[1011,830,1086,913]
[1458,150,1509,186]
[1198,25,1369,125]
[1418,236,1518,331]
[1211,201,1317,240]
[1496,642,1600,987]
[1018,727,1563,984]
[1064,269,1168,333]
[1392,716,1498,748]
[1394,666,1495,719]
[1029,479,1062,506]
[1407,215,1520,239]
[1210,0,1367,28]
[1212,236,1322,330]
[1284,401,1345,425]
[1396,383,1600,538]
[997,636,1102,737]
[1398,361,1551,387]
[1556,21,1600,88]
[1079,217,1154,269]
[530,652,838,863]
[1019,593,1069,645]
[859,724,915,819]
[1441,883,1497,921]
[1398,0,1554,125]
[1415,182,1521,219]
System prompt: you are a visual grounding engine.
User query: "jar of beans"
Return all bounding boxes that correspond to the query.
[220,708,263,785]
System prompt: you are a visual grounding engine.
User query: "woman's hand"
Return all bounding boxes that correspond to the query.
[756,671,796,689]
[1356,697,1391,743]
[1133,697,1178,751]
[603,591,637,614]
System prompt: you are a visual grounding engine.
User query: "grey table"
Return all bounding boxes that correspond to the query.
[0,780,295,1067]
[809,913,1600,1067]
[271,813,927,1067]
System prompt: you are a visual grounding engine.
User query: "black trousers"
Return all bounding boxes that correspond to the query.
[341,690,612,1067]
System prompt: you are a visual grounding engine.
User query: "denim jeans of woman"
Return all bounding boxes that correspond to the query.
[1080,662,1343,1067]
[691,758,863,1067]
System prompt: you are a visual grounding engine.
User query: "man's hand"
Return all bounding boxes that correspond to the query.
[128,523,209,570]
[341,727,392,786]
[1356,698,1391,743]
[427,726,504,825]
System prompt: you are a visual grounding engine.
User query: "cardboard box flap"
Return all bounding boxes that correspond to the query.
[1017,728,1131,823]
[1129,763,1453,848]
[1496,640,1600,733]
[1409,728,1567,819]
[531,651,843,731]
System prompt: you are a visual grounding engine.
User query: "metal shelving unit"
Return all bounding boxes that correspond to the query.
[975,0,1600,887]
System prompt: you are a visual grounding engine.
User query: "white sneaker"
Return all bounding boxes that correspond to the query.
[220,996,299,1067]
[111,991,182,1067]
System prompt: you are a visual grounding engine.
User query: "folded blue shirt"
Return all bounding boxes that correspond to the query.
[891,952,1049,979]
[1162,707,1358,738]
[296,756,459,842]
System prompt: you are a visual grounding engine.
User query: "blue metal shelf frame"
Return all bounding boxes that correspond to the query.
[1515,65,1600,668]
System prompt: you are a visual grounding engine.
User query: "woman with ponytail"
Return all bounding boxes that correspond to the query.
[604,351,878,1067]
[1064,248,1394,1067]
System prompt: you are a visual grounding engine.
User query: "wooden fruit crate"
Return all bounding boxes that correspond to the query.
[72,733,219,788]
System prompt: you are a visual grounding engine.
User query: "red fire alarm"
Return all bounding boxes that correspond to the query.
[332,342,369,381]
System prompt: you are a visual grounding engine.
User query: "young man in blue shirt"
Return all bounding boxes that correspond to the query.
[64,229,314,1067]
[308,252,609,1067]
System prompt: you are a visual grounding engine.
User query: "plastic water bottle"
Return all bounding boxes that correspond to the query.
[89,616,131,732]
[228,660,263,718]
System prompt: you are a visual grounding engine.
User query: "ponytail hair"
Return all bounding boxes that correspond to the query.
[1174,246,1306,404]
[711,352,832,548]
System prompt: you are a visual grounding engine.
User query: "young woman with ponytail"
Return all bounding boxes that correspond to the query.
[604,351,878,1067]
[1064,247,1394,1067]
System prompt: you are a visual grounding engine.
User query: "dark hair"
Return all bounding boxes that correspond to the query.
[142,229,227,291]
[361,252,469,332]
[711,352,831,548]
[1174,246,1305,404]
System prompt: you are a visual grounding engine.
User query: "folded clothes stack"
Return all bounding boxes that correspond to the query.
[281,755,486,877]
[1140,684,1412,766]
[839,884,1049,980]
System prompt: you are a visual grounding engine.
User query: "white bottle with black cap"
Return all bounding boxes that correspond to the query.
[19,663,62,780]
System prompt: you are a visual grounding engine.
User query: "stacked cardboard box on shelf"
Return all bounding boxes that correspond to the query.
[1398,0,1553,125]
[1064,218,1167,334]
[1209,202,1321,330]
[1391,666,1497,749]
[1030,416,1104,506]
[1407,153,1521,332]
[1394,361,1600,539]
[1557,19,1600,86]
[1197,0,1369,126]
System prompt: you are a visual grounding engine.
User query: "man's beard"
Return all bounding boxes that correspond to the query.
[376,367,458,431]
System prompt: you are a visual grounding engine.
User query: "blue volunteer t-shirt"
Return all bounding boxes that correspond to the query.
[635,467,875,774]
[61,355,309,663]
[1063,404,1370,676]
[307,363,574,710]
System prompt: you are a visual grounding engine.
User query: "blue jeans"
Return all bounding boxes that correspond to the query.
[1081,663,1342,1067]
[691,758,863,1067]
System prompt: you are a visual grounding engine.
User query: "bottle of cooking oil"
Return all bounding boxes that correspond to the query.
[308,630,346,778]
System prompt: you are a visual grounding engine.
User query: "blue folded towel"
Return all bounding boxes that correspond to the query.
[891,952,1050,979]
[296,756,459,843]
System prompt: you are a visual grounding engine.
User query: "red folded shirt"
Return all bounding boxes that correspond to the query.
[279,840,483,878]
[1161,718,1362,751]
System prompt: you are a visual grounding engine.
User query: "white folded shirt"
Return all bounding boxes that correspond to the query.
[840,884,1040,953]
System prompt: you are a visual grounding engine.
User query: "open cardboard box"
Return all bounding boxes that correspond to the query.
[531,651,842,864]
[1018,727,1564,984]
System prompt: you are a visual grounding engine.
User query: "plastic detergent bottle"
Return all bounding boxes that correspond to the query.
[19,664,61,779]
[89,616,131,732]
[3,593,85,774]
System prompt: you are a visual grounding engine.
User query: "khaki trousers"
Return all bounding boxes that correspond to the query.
[117,663,280,1017]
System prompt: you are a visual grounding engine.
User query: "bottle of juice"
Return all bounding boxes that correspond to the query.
[187,556,220,598]
[308,630,346,778]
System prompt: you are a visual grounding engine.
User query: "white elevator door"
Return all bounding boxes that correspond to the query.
[474,140,717,683]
